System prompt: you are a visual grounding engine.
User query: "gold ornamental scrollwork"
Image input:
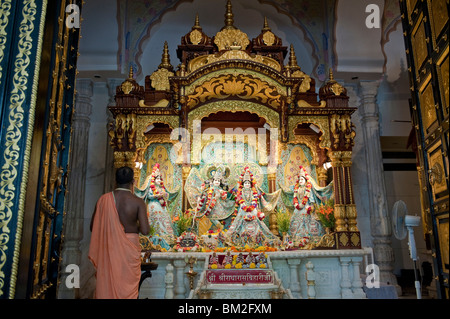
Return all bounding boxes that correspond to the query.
[134,115,179,150]
[188,50,281,74]
[184,69,287,99]
[262,31,276,46]
[189,29,203,45]
[288,116,331,149]
[188,100,279,130]
[149,68,174,91]
[0,0,12,84]
[121,81,133,95]
[0,0,46,298]
[186,74,282,109]
[214,28,250,51]
[330,114,355,149]
[113,151,137,168]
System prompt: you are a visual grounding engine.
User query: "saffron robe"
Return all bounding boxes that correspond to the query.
[88,192,141,299]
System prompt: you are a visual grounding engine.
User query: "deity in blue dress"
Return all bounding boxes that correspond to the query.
[186,165,235,233]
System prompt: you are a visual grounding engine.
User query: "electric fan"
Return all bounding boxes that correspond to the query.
[392,200,422,299]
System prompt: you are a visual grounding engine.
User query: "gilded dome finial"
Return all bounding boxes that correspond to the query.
[222,0,236,30]
[329,68,335,81]
[192,13,201,30]
[128,65,134,79]
[288,44,299,69]
[158,41,173,71]
[262,17,271,32]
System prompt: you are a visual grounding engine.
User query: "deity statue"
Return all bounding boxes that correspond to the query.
[222,251,233,268]
[209,252,220,268]
[245,252,256,268]
[185,165,235,233]
[256,252,267,268]
[280,165,333,247]
[226,167,281,247]
[235,252,245,266]
[135,163,176,246]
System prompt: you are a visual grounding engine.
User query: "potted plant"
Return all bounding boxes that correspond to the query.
[315,199,336,233]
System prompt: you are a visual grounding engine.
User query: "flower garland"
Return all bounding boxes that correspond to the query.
[236,167,260,214]
[175,231,199,252]
[150,163,167,207]
[196,183,227,217]
[293,166,312,213]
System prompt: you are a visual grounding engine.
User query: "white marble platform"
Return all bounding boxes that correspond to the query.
[138,248,371,299]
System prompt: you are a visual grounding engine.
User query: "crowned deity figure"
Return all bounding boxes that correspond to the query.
[135,163,175,246]
[281,166,333,247]
[190,165,235,233]
[226,167,281,247]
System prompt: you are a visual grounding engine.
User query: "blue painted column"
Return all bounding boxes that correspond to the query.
[0,0,48,299]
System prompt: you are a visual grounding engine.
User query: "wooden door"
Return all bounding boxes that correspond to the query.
[27,0,82,299]
[400,0,449,299]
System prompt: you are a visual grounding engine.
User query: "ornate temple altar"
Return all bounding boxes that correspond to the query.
[107,0,368,299]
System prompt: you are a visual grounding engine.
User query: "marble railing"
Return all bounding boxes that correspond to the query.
[138,248,372,299]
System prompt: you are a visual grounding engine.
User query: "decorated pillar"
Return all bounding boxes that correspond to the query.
[358,80,398,288]
[58,79,93,299]
[319,70,360,249]
[108,67,144,173]
[104,78,124,192]
[316,166,328,187]
[329,151,347,232]
[182,165,191,211]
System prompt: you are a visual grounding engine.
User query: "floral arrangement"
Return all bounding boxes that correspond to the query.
[174,230,199,252]
[276,208,291,235]
[315,199,336,229]
[172,209,194,236]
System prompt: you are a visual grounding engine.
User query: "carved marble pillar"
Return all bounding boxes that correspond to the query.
[58,79,94,299]
[164,263,174,299]
[350,257,366,299]
[173,259,187,299]
[104,79,123,192]
[305,261,316,299]
[339,257,353,299]
[358,81,398,289]
[287,259,302,299]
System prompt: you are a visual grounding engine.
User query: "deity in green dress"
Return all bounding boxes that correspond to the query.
[281,165,333,247]
[135,163,176,247]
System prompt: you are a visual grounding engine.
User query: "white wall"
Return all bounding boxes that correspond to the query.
[139,0,315,82]
[78,82,110,298]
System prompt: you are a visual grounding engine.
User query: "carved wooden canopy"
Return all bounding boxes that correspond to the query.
[108,0,355,168]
